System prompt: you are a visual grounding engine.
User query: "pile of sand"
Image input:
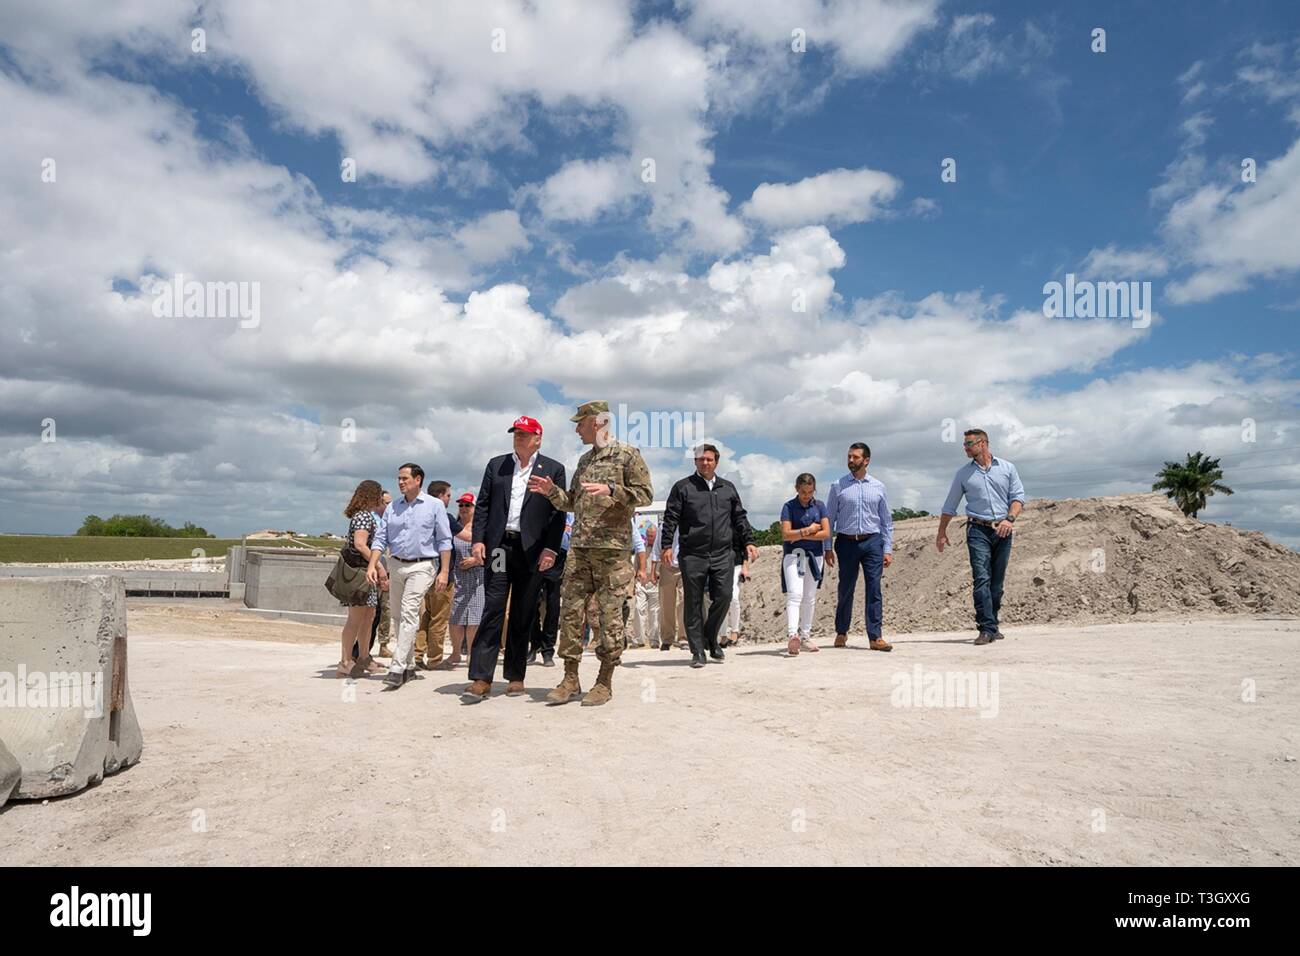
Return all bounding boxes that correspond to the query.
[735,493,1300,642]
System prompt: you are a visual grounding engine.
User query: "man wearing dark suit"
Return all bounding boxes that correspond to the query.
[462,415,567,702]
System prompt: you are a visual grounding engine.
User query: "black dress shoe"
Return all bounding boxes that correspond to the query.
[660,643,673,651]
[381,670,405,691]
[541,652,555,667]
[708,649,725,662]
[527,650,538,665]
[690,654,706,668]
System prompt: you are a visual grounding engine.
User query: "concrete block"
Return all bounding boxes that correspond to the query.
[226,545,246,585]
[0,575,143,799]
[244,550,345,614]
[0,738,18,806]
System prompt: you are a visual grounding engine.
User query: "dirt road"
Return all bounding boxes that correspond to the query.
[1,604,1295,866]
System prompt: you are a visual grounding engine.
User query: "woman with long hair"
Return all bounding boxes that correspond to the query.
[337,479,387,677]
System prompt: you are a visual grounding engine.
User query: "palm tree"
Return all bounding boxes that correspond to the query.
[1152,452,1234,518]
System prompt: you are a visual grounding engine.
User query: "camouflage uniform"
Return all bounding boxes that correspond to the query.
[546,410,653,667]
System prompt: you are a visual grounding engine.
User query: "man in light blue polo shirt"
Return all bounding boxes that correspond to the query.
[366,462,453,689]
[936,429,1026,645]
[824,442,894,651]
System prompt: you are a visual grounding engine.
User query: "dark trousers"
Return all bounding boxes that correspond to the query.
[530,550,565,657]
[679,552,733,656]
[966,524,1013,634]
[470,535,545,683]
[833,533,884,638]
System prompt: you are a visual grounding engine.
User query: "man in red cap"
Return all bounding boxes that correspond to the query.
[461,416,568,702]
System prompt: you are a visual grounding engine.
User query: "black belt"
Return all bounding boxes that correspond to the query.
[836,532,878,541]
[390,555,434,563]
[503,530,521,540]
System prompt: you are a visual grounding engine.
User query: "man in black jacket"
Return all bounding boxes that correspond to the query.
[462,416,567,702]
[659,444,758,668]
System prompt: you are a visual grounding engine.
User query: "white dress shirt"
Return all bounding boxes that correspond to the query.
[506,451,537,532]
[649,528,681,567]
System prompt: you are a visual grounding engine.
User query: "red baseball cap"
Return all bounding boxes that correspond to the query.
[456,492,475,505]
[508,415,543,436]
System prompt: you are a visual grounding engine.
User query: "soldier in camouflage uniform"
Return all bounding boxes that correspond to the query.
[528,400,653,706]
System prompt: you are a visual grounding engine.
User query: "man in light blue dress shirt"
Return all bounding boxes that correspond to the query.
[824,442,894,650]
[936,429,1026,645]
[366,462,453,689]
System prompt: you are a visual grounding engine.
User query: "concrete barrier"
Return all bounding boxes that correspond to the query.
[0,575,143,799]
[0,739,18,806]
[226,545,247,584]
[244,550,346,615]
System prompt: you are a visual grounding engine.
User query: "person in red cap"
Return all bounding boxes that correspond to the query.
[461,416,568,702]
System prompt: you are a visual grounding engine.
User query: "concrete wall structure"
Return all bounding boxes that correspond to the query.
[0,739,19,806]
[0,575,143,799]
[244,550,345,615]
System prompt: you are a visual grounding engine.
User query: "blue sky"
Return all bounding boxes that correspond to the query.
[1,0,1298,544]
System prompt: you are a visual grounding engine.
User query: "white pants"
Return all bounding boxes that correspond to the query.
[633,581,659,648]
[725,565,743,633]
[782,553,818,638]
[387,557,437,674]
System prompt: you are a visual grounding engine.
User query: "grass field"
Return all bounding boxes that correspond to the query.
[0,535,342,563]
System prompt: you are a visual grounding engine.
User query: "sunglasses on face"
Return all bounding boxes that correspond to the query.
[963,440,983,447]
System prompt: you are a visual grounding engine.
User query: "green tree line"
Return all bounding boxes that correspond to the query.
[77,514,213,538]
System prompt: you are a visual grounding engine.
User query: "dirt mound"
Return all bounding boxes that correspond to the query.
[737,493,1300,641]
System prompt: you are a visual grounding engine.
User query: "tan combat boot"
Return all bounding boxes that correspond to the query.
[545,659,582,704]
[581,661,615,707]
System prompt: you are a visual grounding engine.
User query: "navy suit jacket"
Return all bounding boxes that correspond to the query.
[472,453,567,558]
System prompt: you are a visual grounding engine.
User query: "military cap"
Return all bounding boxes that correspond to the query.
[570,400,610,422]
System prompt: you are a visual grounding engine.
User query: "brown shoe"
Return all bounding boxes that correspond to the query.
[973,632,993,646]
[545,660,582,705]
[869,638,893,652]
[460,679,491,703]
[834,634,848,648]
[581,661,616,707]
[506,680,526,697]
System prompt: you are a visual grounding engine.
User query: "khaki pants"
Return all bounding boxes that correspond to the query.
[375,586,392,644]
[632,580,659,648]
[387,558,437,674]
[657,562,685,646]
[415,580,456,663]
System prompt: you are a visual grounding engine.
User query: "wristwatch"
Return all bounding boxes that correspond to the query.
[1004,515,1016,523]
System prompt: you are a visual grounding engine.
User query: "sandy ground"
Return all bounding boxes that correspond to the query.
[1,600,1296,866]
